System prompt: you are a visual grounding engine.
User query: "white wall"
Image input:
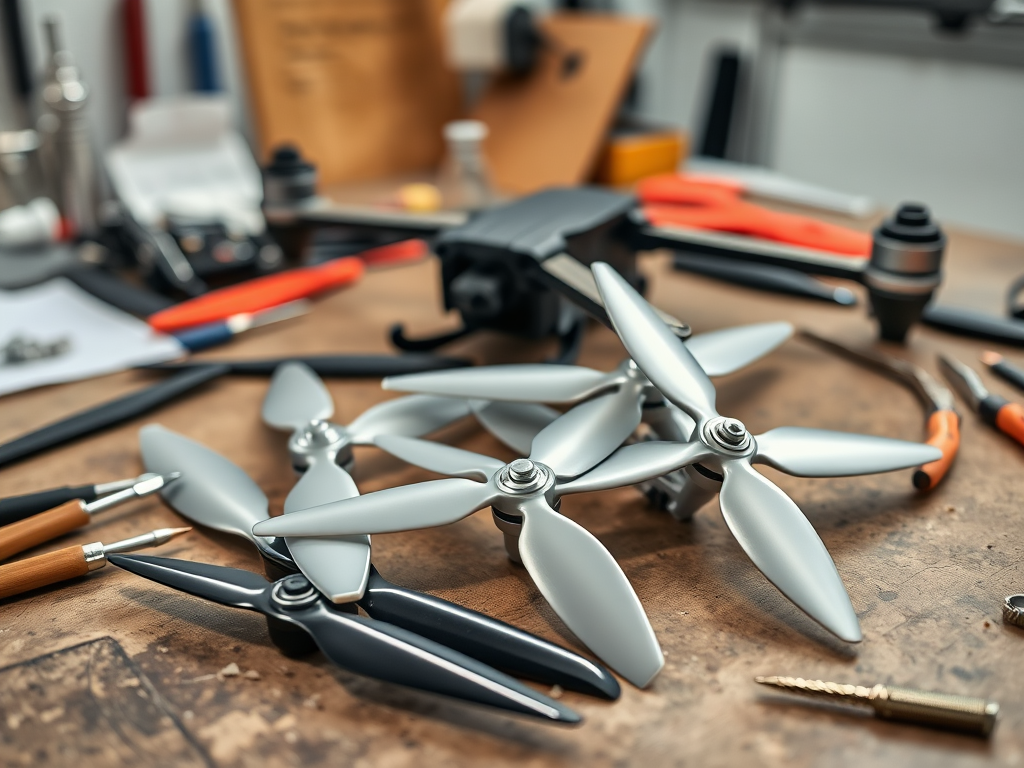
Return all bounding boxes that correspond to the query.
[623,0,1024,241]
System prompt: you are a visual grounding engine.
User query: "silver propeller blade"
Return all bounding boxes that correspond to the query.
[284,459,370,604]
[557,441,714,496]
[253,478,496,537]
[718,461,861,642]
[375,435,505,481]
[140,424,267,542]
[754,427,943,478]
[347,395,471,445]
[516,497,664,688]
[470,400,559,455]
[686,322,793,377]
[593,262,717,420]
[383,364,622,403]
[262,362,334,431]
[529,387,643,479]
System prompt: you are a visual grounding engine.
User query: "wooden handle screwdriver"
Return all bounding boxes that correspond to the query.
[0,472,181,561]
[0,527,191,599]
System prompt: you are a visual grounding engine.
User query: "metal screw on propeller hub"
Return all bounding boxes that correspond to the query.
[498,459,549,494]
[705,417,751,452]
[509,459,537,482]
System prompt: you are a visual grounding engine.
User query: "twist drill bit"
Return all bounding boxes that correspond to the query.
[755,676,999,737]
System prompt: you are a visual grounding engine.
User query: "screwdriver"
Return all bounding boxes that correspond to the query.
[0,527,191,599]
[0,473,181,561]
[938,355,1024,447]
[755,676,998,737]
[980,351,1024,394]
[0,474,147,526]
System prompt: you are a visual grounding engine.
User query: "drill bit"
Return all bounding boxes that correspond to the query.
[755,676,999,737]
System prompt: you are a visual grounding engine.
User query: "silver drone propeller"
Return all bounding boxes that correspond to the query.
[261,362,473,600]
[140,424,366,602]
[586,262,943,642]
[383,321,793,407]
[253,394,687,688]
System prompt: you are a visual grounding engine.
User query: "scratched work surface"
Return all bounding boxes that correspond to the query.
[2,228,1024,767]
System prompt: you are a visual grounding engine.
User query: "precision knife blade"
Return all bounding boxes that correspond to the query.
[939,354,1024,448]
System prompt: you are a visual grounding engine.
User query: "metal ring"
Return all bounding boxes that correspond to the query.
[1002,595,1024,628]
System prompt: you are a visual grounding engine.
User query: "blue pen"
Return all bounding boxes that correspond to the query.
[172,300,309,352]
[189,0,219,92]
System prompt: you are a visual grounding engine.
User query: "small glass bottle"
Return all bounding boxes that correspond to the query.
[437,119,497,211]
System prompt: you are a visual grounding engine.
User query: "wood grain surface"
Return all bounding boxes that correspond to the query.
[1,227,1024,767]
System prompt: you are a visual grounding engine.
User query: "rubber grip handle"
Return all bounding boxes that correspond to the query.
[0,501,91,561]
[0,546,90,599]
[913,410,960,491]
[148,257,364,332]
[0,485,95,525]
[172,322,234,351]
[0,364,229,469]
[996,402,1024,446]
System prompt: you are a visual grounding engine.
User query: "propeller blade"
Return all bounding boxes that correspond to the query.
[529,387,643,479]
[140,424,268,542]
[252,479,496,537]
[383,364,620,403]
[375,435,504,481]
[557,441,714,496]
[347,395,471,445]
[360,568,620,699]
[471,400,560,455]
[754,427,943,478]
[686,322,793,377]
[284,459,370,604]
[109,555,270,611]
[262,362,334,431]
[300,609,580,723]
[593,262,717,420]
[516,497,664,688]
[718,461,861,642]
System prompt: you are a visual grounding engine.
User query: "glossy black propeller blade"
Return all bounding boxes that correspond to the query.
[108,554,272,609]
[111,555,580,724]
[0,365,229,469]
[139,355,472,377]
[359,567,620,700]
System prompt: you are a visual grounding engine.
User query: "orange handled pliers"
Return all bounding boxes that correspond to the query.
[801,331,960,490]
[939,355,1024,449]
[638,174,872,257]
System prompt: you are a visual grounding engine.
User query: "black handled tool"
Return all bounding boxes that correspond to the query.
[674,253,857,306]
[0,474,146,525]
[922,305,1024,345]
[981,351,1024,393]
[0,365,228,469]
[139,354,472,377]
[110,555,581,723]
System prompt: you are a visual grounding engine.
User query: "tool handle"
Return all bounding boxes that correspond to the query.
[148,257,364,333]
[0,485,95,525]
[913,410,960,491]
[995,402,1024,447]
[0,501,90,561]
[139,354,473,377]
[874,686,998,737]
[0,365,228,469]
[172,322,234,352]
[0,546,90,599]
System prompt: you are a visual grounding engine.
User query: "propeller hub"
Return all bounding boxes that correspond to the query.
[497,459,551,495]
[299,420,345,448]
[704,416,752,453]
[271,574,319,610]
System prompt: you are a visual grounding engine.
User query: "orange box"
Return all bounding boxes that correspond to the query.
[594,126,687,186]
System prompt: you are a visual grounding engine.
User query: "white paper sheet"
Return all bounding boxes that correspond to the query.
[0,278,185,397]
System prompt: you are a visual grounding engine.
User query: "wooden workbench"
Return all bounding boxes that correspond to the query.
[2,227,1024,767]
